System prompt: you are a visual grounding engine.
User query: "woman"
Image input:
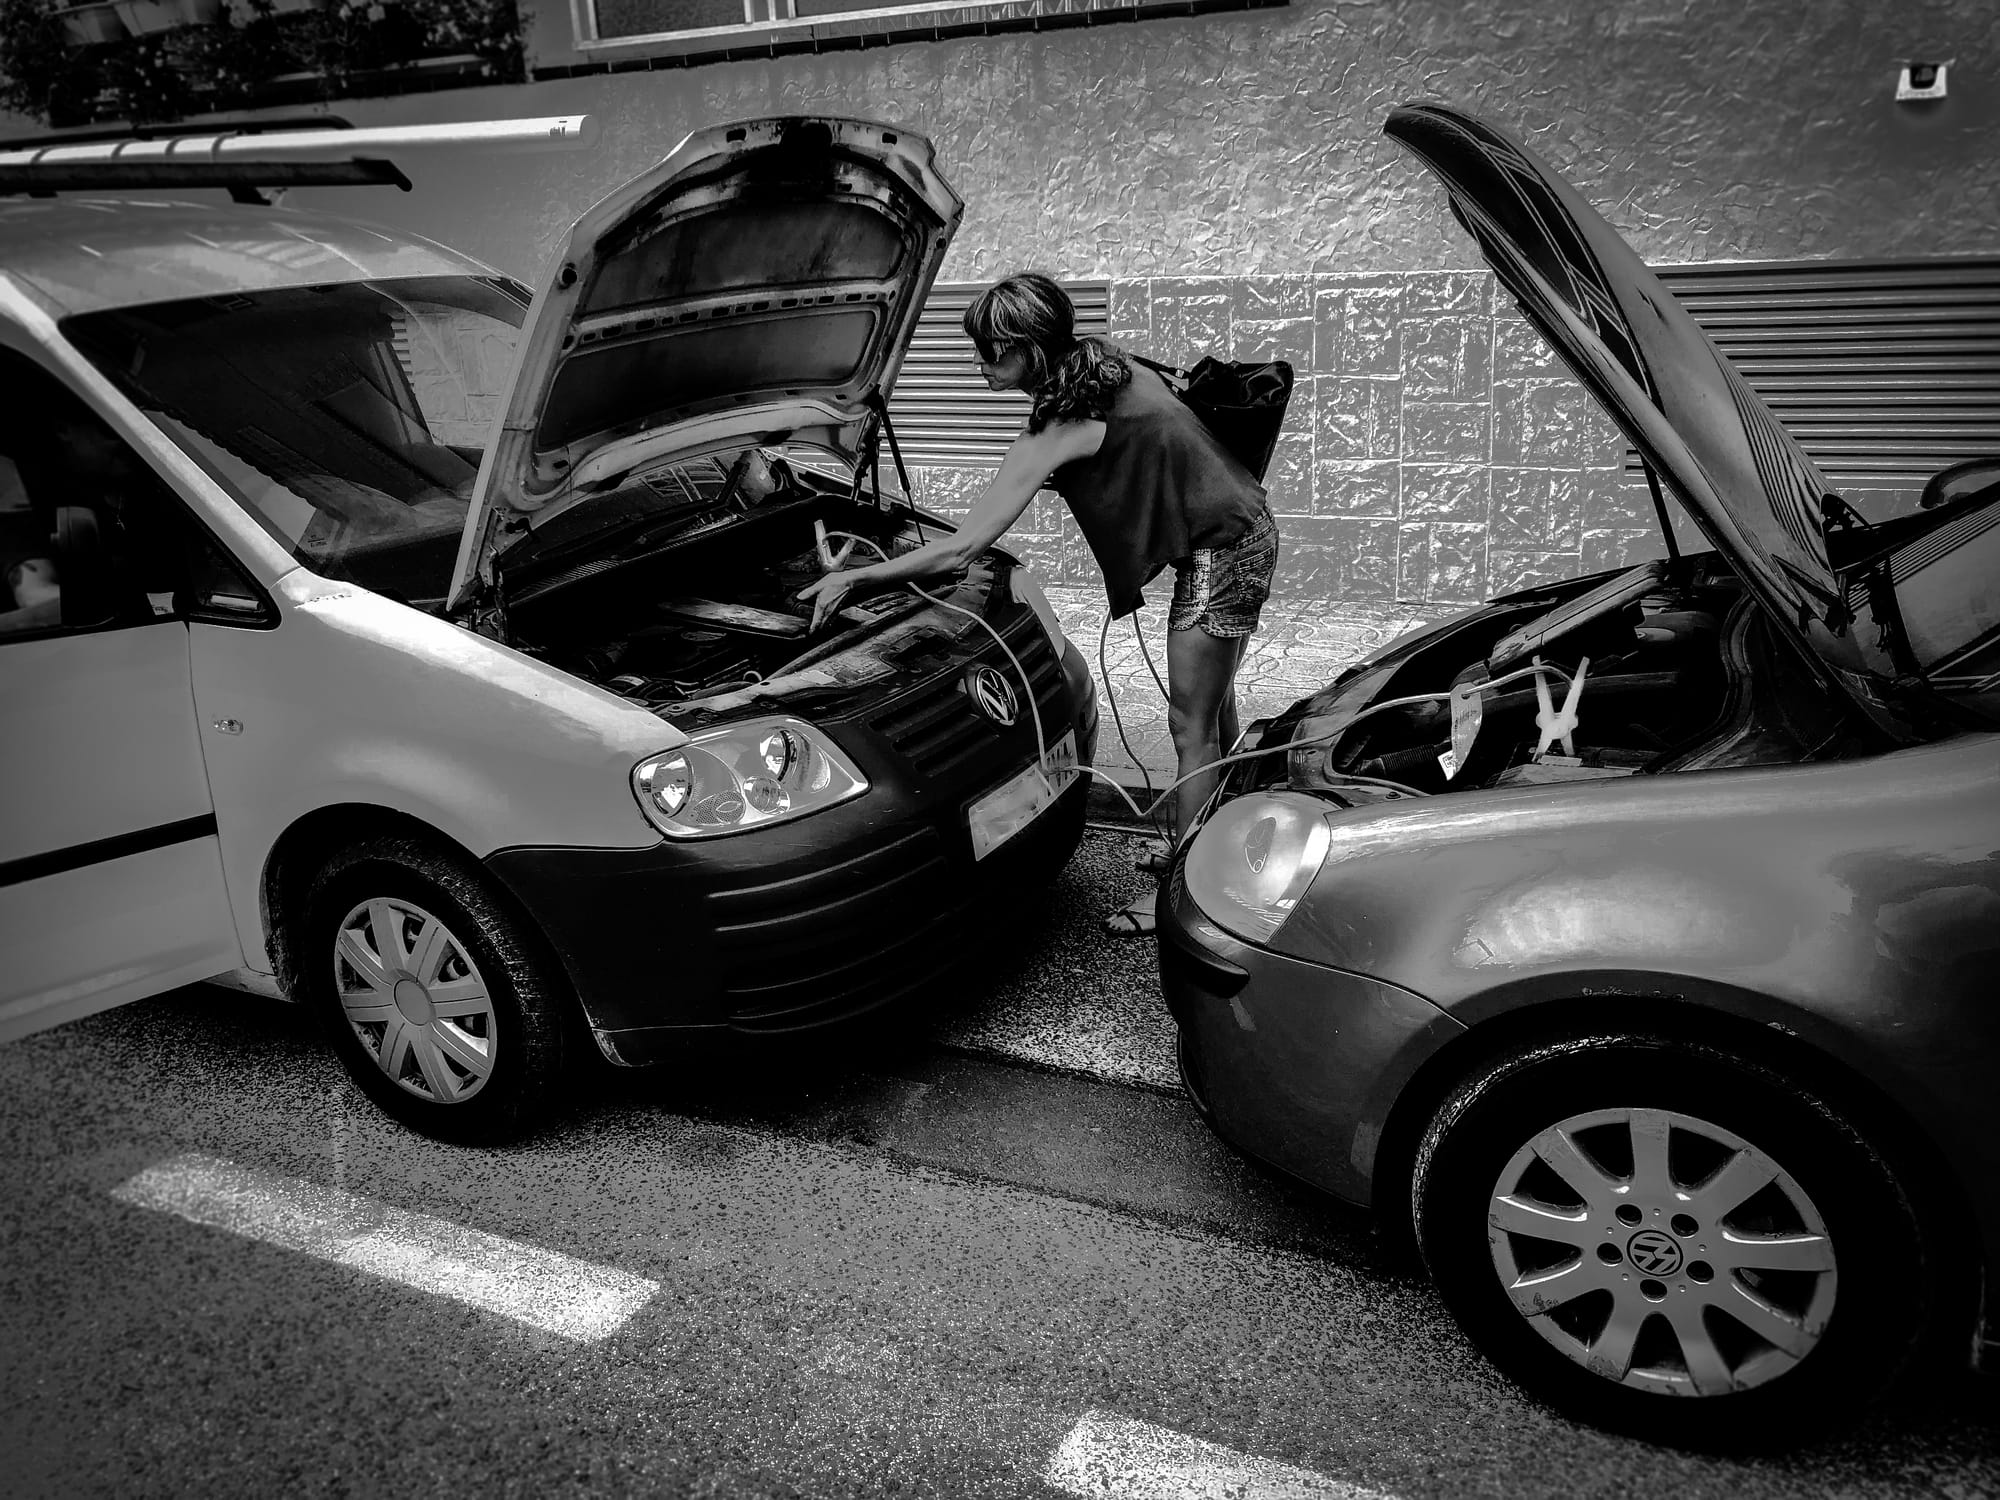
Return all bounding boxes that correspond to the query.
[798,272,1278,935]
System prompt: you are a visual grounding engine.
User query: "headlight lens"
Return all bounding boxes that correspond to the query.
[632,717,867,838]
[1181,793,1332,944]
[1009,565,1068,653]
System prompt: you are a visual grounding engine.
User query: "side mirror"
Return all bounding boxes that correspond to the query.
[1918,457,2000,511]
[51,504,116,626]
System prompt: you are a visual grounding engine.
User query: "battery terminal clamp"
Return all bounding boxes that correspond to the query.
[1532,653,1589,760]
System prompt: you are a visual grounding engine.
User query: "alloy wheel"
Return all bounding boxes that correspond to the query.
[333,896,497,1104]
[1486,1106,1837,1397]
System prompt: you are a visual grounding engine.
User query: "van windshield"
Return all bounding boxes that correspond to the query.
[64,275,525,606]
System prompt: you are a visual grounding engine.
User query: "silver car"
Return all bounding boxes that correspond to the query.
[1161,103,2000,1446]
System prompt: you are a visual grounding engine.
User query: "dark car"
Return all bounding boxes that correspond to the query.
[1159,103,2000,1445]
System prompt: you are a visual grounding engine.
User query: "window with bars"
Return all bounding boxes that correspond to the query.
[562,0,1285,69]
[1639,255,2000,502]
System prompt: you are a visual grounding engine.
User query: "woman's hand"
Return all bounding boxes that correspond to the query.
[797,565,871,632]
[790,416,1102,634]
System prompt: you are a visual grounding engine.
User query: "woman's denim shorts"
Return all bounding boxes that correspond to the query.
[1168,507,1279,638]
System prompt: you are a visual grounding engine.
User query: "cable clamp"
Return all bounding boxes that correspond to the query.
[1437,678,1486,780]
[814,518,856,572]
[1532,654,1588,759]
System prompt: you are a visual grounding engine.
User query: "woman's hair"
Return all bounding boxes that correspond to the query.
[963,272,1129,433]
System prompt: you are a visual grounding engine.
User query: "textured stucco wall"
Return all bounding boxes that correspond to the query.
[912,273,1659,607]
[285,0,1999,285]
[255,0,1997,608]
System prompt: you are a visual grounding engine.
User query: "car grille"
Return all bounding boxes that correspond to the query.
[706,825,966,1028]
[866,610,1067,785]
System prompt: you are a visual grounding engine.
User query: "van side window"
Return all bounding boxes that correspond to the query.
[0,352,219,639]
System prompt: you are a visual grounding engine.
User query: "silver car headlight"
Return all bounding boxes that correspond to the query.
[1182,793,1332,944]
[632,717,867,838]
[1009,565,1068,653]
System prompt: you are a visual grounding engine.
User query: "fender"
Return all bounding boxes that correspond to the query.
[191,572,678,970]
[1270,735,2000,1281]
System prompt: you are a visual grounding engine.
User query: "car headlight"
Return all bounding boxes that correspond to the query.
[1009,565,1068,653]
[632,717,867,838]
[1181,792,1332,944]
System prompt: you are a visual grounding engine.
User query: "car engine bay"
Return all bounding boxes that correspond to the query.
[1248,555,1873,810]
[488,451,1012,729]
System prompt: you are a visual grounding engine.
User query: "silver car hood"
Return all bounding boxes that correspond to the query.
[448,116,962,612]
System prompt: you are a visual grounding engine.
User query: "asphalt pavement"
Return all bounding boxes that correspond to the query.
[1,829,1994,1499]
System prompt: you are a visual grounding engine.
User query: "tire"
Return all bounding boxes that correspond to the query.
[1411,1035,1931,1448]
[298,835,570,1144]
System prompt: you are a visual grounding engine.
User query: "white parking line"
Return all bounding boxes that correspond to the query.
[111,1152,659,1342]
[1045,1409,1399,1500]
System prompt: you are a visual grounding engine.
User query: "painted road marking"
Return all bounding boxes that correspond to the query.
[111,1152,659,1342]
[1045,1409,1400,1500]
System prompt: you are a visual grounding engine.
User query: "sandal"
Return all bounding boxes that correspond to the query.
[1102,888,1157,937]
[1131,838,1174,877]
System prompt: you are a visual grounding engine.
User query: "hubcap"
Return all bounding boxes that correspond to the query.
[1485,1106,1837,1397]
[334,897,495,1104]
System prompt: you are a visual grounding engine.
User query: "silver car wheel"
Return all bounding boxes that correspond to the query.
[333,896,496,1105]
[1486,1106,1837,1398]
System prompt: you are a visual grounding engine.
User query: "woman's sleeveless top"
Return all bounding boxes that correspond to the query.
[1047,359,1268,619]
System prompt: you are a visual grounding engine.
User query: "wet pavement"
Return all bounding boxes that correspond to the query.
[2,827,1996,1499]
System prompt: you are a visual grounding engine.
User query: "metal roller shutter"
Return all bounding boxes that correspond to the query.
[887,281,1111,467]
[1633,255,2000,490]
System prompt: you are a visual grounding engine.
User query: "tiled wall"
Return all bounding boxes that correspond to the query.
[910,269,1669,609]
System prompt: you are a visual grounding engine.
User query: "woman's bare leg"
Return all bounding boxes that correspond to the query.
[1166,626,1250,845]
[1218,636,1247,756]
[1105,628,1249,934]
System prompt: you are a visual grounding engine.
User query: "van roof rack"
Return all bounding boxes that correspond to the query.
[0,113,358,151]
[0,114,594,203]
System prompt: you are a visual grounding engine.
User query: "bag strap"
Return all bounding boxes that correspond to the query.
[1128,353,1189,388]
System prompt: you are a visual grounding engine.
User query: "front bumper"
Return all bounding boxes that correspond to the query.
[486,637,1098,1063]
[1158,856,1463,1207]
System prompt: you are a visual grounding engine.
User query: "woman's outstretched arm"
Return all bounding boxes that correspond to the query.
[798,417,1103,628]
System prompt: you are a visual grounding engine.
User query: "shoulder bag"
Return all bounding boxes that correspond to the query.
[1130,353,1295,483]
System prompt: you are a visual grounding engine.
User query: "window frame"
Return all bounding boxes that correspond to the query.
[553,0,1287,73]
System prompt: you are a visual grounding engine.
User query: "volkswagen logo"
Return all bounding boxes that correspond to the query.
[966,665,1019,727]
[1626,1228,1683,1277]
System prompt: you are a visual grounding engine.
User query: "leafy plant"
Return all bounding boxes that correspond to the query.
[0,0,523,126]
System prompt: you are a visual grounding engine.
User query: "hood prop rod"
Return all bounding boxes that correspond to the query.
[1640,460,1681,571]
[864,390,924,543]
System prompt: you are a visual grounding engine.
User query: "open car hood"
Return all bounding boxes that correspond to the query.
[448,116,963,612]
[1384,104,1920,741]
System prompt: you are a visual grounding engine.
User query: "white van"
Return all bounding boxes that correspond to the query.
[0,116,1098,1139]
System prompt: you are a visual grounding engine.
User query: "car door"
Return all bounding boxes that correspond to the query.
[0,345,243,1043]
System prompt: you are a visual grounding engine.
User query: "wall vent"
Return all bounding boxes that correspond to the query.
[1637,255,2000,494]
[886,280,1111,467]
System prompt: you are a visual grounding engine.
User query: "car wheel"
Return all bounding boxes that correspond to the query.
[1411,1035,1930,1447]
[300,836,569,1144]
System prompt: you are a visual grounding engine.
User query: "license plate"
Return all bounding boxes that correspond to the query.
[967,731,1079,861]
